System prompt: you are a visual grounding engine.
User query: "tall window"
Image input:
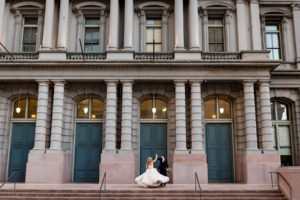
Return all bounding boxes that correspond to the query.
[84,18,100,52]
[208,18,224,52]
[22,17,38,52]
[146,19,162,52]
[271,101,292,166]
[266,24,281,60]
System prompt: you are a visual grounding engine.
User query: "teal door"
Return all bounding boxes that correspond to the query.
[8,123,35,182]
[140,123,167,174]
[74,123,102,182]
[206,123,233,182]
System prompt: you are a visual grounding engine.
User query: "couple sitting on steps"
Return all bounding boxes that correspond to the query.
[135,154,169,187]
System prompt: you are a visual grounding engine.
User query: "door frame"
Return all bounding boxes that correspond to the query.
[138,119,168,175]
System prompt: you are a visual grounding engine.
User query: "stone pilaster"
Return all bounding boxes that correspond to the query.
[107,0,119,50]
[103,80,118,152]
[258,81,275,152]
[0,0,5,43]
[57,0,69,50]
[13,10,22,52]
[250,0,262,50]
[50,81,65,150]
[188,0,200,50]
[41,0,55,50]
[33,81,50,150]
[203,10,209,52]
[138,10,146,51]
[292,4,300,68]
[174,0,184,50]
[236,0,248,51]
[190,80,203,152]
[243,81,258,152]
[123,0,133,50]
[174,80,188,153]
[282,17,289,61]
[120,80,133,151]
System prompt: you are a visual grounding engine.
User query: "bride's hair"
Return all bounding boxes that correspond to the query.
[146,157,152,168]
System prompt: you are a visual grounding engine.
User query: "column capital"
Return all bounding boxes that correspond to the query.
[174,80,187,85]
[291,3,300,11]
[120,80,134,84]
[105,80,119,84]
[257,80,271,85]
[51,80,65,85]
[189,80,203,84]
[36,80,50,84]
[236,0,245,4]
[243,80,256,85]
[249,0,259,4]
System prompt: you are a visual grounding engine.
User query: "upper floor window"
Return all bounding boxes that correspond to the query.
[271,101,293,166]
[22,17,38,52]
[84,18,100,52]
[13,98,37,119]
[266,24,281,60]
[146,19,162,52]
[208,18,224,52]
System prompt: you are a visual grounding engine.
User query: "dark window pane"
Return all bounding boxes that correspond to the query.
[271,101,276,120]
[23,44,36,52]
[85,18,100,25]
[215,28,223,43]
[208,18,223,26]
[24,18,38,25]
[208,28,215,43]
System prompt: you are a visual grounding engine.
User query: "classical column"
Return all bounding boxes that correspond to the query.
[107,0,119,50]
[258,81,274,152]
[138,10,146,51]
[120,80,133,151]
[250,0,262,50]
[225,10,232,52]
[174,0,184,50]
[190,80,203,152]
[188,0,200,50]
[292,4,300,63]
[100,10,106,52]
[203,10,209,52]
[123,0,133,50]
[104,80,118,151]
[236,0,248,51]
[57,0,69,50]
[13,10,22,52]
[75,10,84,52]
[42,0,55,50]
[162,10,169,52]
[50,81,65,150]
[175,80,187,153]
[282,17,289,61]
[243,81,258,152]
[0,0,5,43]
[34,81,50,150]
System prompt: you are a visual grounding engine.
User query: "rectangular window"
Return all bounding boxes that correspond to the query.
[22,17,38,52]
[84,18,100,52]
[146,19,162,52]
[266,24,281,60]
[208,18,224,52]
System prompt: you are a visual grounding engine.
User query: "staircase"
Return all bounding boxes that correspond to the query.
[0,189,287,200]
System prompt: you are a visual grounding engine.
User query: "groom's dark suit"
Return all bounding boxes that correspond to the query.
[157,157,168,176]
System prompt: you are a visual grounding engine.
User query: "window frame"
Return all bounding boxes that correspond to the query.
[207,17,225,52]
[145,18,162,53]
[83,17,101,53]
[76,98,104,122]
[265,22,283,60]
[21,17,39,52]
[204,97,232,121]
[271,100,293,166]
[11,97,37,121]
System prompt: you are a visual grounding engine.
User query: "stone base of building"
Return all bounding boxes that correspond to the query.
[0,154,7,181]
[236,153,280,184]
[172,153,208,184]
[26,150,71,183]
[278,166,300,200]
[99,152,136,184]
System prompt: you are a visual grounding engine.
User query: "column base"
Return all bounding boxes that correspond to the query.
[0,153,7,182]
[236,153,280,184]
[26,150,71,183]
[172,153,208,184]
[99,152,136,184]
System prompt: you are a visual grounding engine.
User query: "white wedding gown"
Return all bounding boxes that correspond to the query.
[135,165,169,187]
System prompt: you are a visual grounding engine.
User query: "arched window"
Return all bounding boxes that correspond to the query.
[204,98,231,119]
[77,98,103,119]
[271,100,293,166]
[140,98,167,119]
[13,98,37,119]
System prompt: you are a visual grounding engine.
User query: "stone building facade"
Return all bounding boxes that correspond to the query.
[0,0,300,184]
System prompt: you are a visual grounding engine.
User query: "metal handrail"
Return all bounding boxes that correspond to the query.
[194,172,202,200]
[0,171,17,190]
[269,172,293,200]
[99,172,107,200]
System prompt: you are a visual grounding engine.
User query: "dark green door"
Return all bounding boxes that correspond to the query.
[206,123,233,182]
[9,123,35,182]
[140,123,167,174]
[74,123,102,182]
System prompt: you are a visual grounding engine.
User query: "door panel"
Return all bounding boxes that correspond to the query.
[74,123,102,182]
[206,123,233,182]
[140,123,167,174]
[9,123,35,182]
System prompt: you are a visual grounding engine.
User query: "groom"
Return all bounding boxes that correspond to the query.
[157,155,168,186]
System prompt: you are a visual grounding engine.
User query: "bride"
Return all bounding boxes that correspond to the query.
[135,154,169,187]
